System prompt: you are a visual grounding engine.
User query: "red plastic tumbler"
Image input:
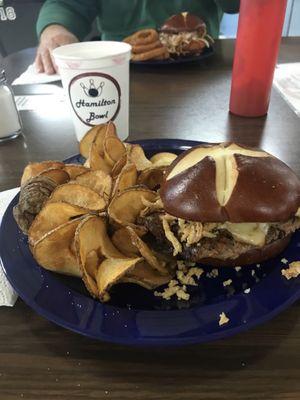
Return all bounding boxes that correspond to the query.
[229,0,287,117]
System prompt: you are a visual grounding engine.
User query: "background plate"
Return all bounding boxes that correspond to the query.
[0,139,300,346]
[131,46,214,66]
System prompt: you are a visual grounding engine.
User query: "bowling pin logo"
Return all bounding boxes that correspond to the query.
[68,72,121,126]
[80,79,105,98]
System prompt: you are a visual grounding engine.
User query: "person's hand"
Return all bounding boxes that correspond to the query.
[35,25,78,74]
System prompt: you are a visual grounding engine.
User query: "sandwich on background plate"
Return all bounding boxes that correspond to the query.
[159,11,213,57]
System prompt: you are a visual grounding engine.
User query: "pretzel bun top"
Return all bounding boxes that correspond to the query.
[160,143,300,222]
[161,12,206,34]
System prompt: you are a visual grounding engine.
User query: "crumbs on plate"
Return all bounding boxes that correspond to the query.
[154,260,204,301]
[281,261,300,280]
[219,312,229,326]
[206,268,219,278]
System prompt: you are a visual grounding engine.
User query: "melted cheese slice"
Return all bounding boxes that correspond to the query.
[223,222,269,247]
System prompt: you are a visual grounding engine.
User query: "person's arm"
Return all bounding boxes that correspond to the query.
[215,0,240,14]
[35,25,78,74]
[35,0,99,74]
[36,0,99,41]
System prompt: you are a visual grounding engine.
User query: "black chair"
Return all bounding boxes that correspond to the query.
[0,0,99,57]
[0,0,44,56]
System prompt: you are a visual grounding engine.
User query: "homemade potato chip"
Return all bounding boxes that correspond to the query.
[88,122,118,173]
[29,201,87,245]
[111,227,140,257]
[96,257,143,301]
[89,125,107,156]
[33,218,83,277]
[128,144,152,171]
[75,214,124,259]
[137,166,165,189]
[82,266,99,297]
[112,163,137,197]
[108,186,157,227]
[126,226,168,275]
[89,148,111,174]
[63,164,89,179]
[21,161,64,185]
[111,154,128,178]
[85,250,100,279]
[48,183,106,211]
[13,176,58,234]
[74,215,115,297]
[105,121,117,137]
[38,168,70,185]
[103,135,126,167]
[75,170,112,202]
[92,122,116,156]
[150,152,177,167]
[89,122,115,155]
[122,260,172,290]
[124,142,132,151]
[79,125,103,158]
[110,218,172,280]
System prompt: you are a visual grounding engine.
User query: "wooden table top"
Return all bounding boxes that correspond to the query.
[0,38,300,400]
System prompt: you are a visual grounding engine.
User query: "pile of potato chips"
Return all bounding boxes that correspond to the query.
[15,122,178,302]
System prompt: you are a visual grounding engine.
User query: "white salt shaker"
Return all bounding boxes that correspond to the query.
[0,69,22,142]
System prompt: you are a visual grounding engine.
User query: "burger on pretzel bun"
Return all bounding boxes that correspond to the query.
[139,143,300,266]
[159,11,213,56]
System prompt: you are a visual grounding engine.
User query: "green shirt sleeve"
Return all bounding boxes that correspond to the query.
[36,0,99,40]
[215,0,240,14]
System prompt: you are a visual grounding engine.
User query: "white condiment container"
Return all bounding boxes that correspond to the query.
[0,70,22,141]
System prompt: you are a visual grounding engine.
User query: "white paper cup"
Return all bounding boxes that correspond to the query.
[52,41,131,141]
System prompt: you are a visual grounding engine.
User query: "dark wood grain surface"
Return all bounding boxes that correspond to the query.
[1,38,300,400]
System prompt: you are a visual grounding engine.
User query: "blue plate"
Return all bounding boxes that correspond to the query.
[131,46,214,66]
[1,139,300,346]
